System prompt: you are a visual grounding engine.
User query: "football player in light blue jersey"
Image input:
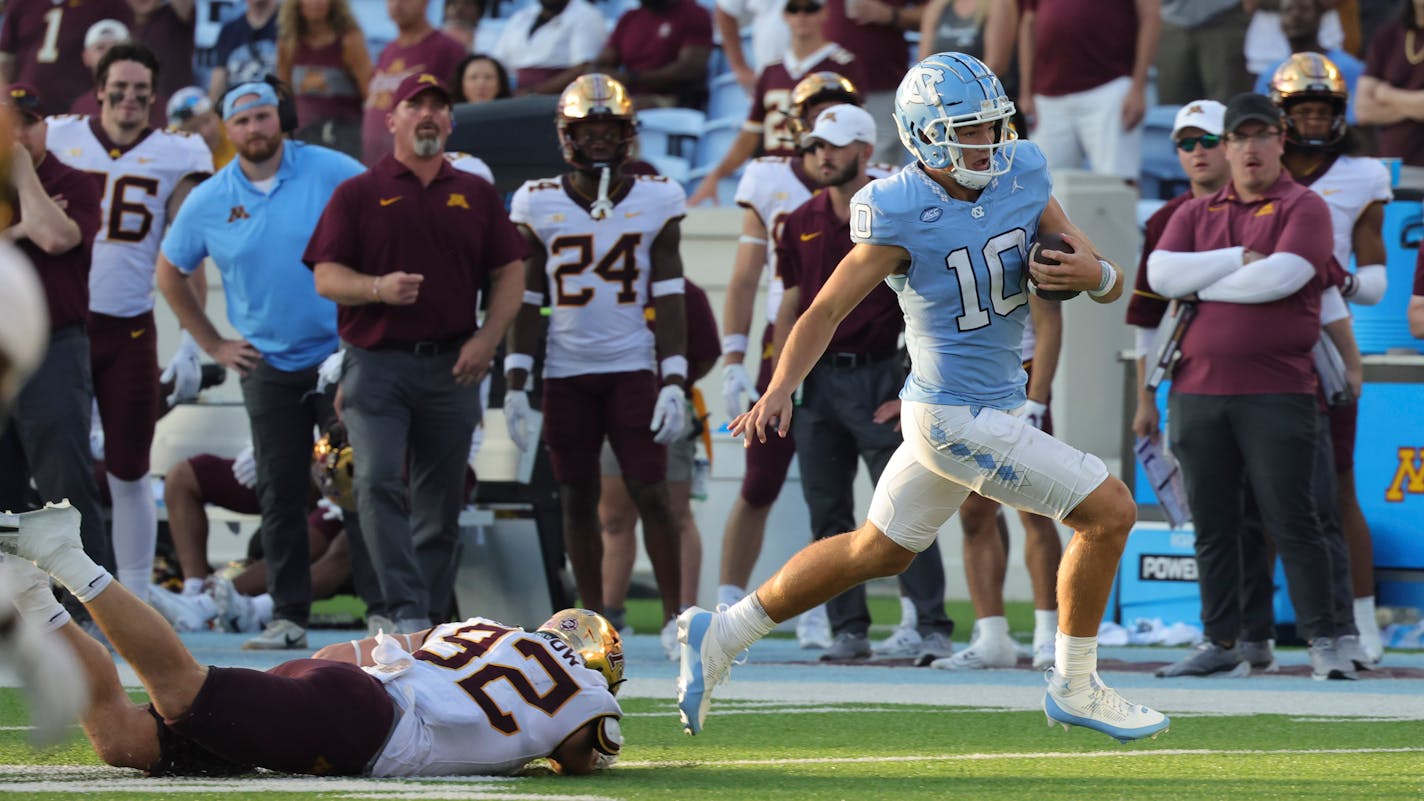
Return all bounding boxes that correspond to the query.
[677,52,1169,745]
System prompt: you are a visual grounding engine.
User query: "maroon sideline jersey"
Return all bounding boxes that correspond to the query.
[748,47,865,156]
[776,189,901,355]
[1151,172,1332,397]
[303,155,529,348]
[1,0,134,114]
[14,152,102,330]
[822,0,914,93]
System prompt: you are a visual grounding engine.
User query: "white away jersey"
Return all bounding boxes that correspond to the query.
[1307,155,1392,278]
[510,173,686,378]
[47,116,213,317]
[370,618,622,777]
[446,151,495,184]
[734,156,898,322]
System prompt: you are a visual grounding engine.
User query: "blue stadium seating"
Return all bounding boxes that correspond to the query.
[638,108,706,162]
[707,73,751,122]
[694,115,742,172]
[1139,104,1187,201]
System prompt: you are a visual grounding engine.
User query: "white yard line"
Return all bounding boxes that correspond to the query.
[619,746,1424,769]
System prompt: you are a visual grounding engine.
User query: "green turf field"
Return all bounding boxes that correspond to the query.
[1,692,1420,801]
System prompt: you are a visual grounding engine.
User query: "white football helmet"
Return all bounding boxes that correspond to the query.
[892,52,1017,189]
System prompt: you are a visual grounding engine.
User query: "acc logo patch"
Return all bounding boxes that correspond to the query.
[920,207,942,223]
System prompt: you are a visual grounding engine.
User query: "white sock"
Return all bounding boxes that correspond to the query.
[1354,596,1382,651]
[5,565,70,632]
[1034,609,1059,648]
[898,595,916,629]
[107,474,157,594]
[719,592,776,653]
[716,584,744,609]
[979,615,1009,640]
[1055,630,1098,684]
[183,577,206,596]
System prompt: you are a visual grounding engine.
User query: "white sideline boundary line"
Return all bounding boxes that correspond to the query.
[619,746,1424,769]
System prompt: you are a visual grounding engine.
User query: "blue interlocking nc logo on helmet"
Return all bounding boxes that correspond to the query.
[892,52,1018,189]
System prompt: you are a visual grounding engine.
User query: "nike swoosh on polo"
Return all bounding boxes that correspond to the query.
[625,210,643,218]
[129,329,145,339]
[379,196,403,207]
[800,231,822,242]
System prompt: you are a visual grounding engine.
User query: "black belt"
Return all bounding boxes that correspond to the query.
[372,334,468,356]
[819,350,895,369]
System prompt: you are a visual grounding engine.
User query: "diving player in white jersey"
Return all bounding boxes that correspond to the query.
[679,52,1169,743]
[504,74,689,651]
[1269,52,1391,664]
[47,43,214,599]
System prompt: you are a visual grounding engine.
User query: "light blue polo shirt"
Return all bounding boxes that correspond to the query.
[162,140,365,371]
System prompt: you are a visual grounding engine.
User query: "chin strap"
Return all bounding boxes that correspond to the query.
[590,165,614,220]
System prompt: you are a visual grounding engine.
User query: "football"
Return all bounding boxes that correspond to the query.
[1026,231,1081,301]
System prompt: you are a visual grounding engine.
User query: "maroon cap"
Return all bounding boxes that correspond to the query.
[391,72,452,108]
[5,84,43,122]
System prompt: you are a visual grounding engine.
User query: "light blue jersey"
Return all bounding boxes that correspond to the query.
[850,141,1052,409]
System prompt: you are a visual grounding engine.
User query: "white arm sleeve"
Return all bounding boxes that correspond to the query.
[1146,247,1245,298]
[1197,252,1316,304]
[1319,285,1349,325]
[1134,326,1156,359]
[1347,264,1387,306]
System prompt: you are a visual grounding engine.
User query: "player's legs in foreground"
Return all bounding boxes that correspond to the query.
[1021,509,1063,668]
[937,494,1018,669]
[162,459,214,582]
[679,520,915,734]
[0,558,89,746]
[1042,478,1169,742]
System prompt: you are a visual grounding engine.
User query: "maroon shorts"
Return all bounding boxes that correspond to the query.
[187,454,261,515]
[88,311,159,480]
[542,370,666,484]
[161,660,396,776]
[740,325,795,507]
[1328,400,1357,473]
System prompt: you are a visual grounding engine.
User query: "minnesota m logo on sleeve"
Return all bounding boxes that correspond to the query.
[1385,447,1424,502]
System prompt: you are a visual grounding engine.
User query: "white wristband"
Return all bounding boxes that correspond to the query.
[504,353,535,375]
[1088,259,1116,298]
[521,290,544,306]
[660,355,688,380]
[722,333,749,355]
[738,235,767,246]
[651,278,685,297]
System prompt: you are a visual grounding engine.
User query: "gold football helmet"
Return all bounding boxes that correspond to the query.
[786,71,861,145]
[538,608,625,693]
[311,427,356,511]
[1268,52,1348,148]
[556,74,638,170]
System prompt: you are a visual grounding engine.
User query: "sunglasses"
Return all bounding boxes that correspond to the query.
[1174,134,1221,152]
[785,2,823,13]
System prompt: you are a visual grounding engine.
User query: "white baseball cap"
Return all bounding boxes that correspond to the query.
[84,19,130,49]
[805,103,876,148]
[1171,100,1226,139]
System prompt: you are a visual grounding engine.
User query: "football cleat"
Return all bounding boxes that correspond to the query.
[242,618,307,651]
[871,624,922,657]
[796,605,833,650]
[677,606,737,735]
[931,633,1015,670]
[146,585,217,632]
[1044,669,1169,743]
[538,608,625,693]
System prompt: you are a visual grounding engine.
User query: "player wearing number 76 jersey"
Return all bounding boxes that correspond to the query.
[504,74,689,644]
[683,52,1169,744]
[47,43,212,601]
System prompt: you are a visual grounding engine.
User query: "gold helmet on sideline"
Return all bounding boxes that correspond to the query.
[538,608,625,693]
[786,71,861,145]
[1268,52,1348,149]
[312,426,355,511]
[556,74,638,170]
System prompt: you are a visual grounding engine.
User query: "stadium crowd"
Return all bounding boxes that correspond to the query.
[0,0,1422,762]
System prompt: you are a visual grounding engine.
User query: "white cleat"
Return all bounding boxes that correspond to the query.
[209,576,260,633]
[147,585,217,632]
[1043,669,1170,743]
[931,634,1017,670]
[1032,640,1055,671]
[796,605,833,650]
[676,606,736,735]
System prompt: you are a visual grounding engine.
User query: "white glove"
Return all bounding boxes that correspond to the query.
[650,385,687,445]
[231,444,256,488]
[504,390,532,452]
[316,497,344,522]
[161,330,202,406]
[1014,400,1048,430]
[316,350,345,394]
[721,362,760,420]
